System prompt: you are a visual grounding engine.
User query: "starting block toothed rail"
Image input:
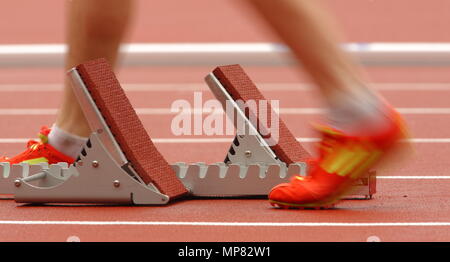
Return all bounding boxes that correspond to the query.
[0,59,375,205]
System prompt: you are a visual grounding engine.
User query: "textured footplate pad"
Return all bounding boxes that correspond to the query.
[76,58,187,199]
[212,65,311,164]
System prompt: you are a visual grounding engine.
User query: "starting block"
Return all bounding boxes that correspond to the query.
[0,60,375,204]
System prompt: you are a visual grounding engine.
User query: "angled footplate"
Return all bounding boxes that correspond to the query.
[13,58,188,204]
[181,64,376,199]
[175,64,312,197]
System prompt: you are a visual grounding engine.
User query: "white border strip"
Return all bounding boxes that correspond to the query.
[152,138,450,144]
[378,176,450,179]
[2,43,450,67]
[0,220,448,227]
[1,138,450,144]
[1,107,450,115]
[1,83,450,92]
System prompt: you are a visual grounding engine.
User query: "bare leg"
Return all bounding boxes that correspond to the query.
[56,0,134,137]
[0,0,135,162]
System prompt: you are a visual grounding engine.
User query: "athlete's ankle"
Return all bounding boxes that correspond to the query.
[325,86,392,135]
[54,119,91,138]
[47,124,88,159]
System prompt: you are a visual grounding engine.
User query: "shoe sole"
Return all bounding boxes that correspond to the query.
[269,200,337,210]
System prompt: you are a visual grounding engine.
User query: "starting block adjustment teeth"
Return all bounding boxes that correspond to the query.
[14,132,170,205]
[175,162,310,197]
[175,163,288,197]
[0,162,68,198]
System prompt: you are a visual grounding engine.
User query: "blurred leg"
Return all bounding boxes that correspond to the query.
[246,0,408,208]
[247,0,388,133]
[247,0,365,97]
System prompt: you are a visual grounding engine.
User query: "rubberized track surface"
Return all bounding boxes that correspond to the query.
[0,0,449,241]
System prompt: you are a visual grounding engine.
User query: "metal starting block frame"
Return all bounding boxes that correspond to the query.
[10,67,173,205]
[202,72,375,199]
[0,64,375,205]
[0,162,67,199]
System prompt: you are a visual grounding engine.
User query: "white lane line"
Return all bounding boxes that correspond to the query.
[1,138,450,144]
[279,108,450,115]
[1,83,450,92]
[154,138,450,144]
[405,138,450,143]
[378,176,450,179]
[398,108,450,114]
[0,109,58,115]
[1,107,450,115]
[122,83,450,92]
[3,42,450,66]
[0,138,29,143]
[152,138,233,143]
[0,220,448,227]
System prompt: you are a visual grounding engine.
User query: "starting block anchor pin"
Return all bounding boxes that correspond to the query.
[92,161,99,168]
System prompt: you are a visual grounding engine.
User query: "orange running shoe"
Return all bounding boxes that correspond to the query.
[0,126,75,165]
[269,108,409,209]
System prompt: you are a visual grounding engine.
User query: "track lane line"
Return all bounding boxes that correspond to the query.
[3,42,450,66]
[1,138,450,143]
[377,176,450,179]
[1,107,450,115]
[0,83,450,92]
[0,220,448,227]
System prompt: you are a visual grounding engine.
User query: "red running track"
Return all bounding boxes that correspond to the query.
[0,179,448,242]
[0,74,448,241]
[0,0,449,242]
